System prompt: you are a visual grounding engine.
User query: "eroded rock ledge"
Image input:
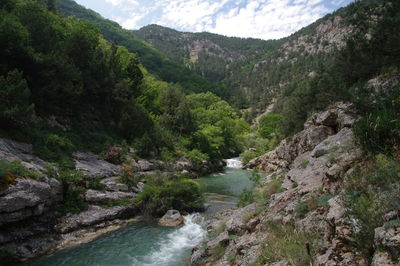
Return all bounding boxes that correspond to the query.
[192,102,400,265]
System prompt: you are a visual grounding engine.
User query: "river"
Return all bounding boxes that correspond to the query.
[31,158,253,266]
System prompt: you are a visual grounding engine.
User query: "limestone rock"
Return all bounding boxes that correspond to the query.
[84,189,135,204]
[158,210,184,227]
[56,205,137,233]
[0,178,62,225]
[371,251,397,266]
[73,152,120,178]
[374,226,400,258]
[0,138,46,172]
[100,176,129,192]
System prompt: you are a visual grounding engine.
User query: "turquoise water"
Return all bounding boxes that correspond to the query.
[198,168,254,197]
[31,159,253,266]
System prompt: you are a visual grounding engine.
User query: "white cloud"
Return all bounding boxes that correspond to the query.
[105,0,138,6]
[96,0,350,40]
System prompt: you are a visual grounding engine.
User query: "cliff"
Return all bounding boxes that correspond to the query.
[191,102,400,265]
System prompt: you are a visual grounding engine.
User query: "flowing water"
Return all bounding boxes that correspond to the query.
[31,158,253,266]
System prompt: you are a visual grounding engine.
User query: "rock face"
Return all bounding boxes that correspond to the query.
[73,152,121,178]
[158,210,184,227]
[0,178,62,226]
[192,102,374,265]
[84,189,135,204]
[245,102,358,172]
[0,138,46,172]
[56,205,137,233]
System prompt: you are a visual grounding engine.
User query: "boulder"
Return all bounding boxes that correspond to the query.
[56,205,137,233]
[0,138,46,172]
[84,189,135,204]
[374,226,400,258]
[0,178,62,226]
[100,176,129,192]
[158,210,184,226]
[371,251,397,266]
[73,152,120,178]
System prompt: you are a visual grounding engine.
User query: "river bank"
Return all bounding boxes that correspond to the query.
[26,158,254,266]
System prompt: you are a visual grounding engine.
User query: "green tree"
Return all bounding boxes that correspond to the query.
[0,70,34,127]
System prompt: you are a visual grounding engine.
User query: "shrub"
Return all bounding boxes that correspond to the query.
[344,154,400,257]
[258,113,283,139]
[0,70,34,127]
[103,145,124,164]
[317,194,335,208]
[0,160,41,190]
[300,159,309,169]
[237,188,254,207]
[354,89,400,156]
[119,163,139,188]
[256,175,283,206]
[60,185,88,215]
[258,222,318,265]
[135,178,204,216]
[294,202,309,219]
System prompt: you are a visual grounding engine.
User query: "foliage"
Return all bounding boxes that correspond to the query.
[354,88,400,156]
[119,163,139,188]
[0,70,34,127]
[103,145,125,164]
[344,154,400,257]
[258,113,283,139]
[257,176,284,206]
[0,159,41,190]
[135,177,204,216]
[294,202,309,219]
[240,132,280,164]
[60,185,88,215]
[258,222,318,266]
[237,188,254,207]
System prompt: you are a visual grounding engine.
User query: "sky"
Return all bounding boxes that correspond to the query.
[74,0,354,40]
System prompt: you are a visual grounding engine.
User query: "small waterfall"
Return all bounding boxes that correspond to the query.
[142,214,206,265]
[225,157,243,169]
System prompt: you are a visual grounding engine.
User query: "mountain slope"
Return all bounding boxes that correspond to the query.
[133,4,354,111]
[55,0,224,95]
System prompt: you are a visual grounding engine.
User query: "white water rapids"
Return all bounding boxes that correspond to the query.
[137,214,206,266]
[225,157,243,168]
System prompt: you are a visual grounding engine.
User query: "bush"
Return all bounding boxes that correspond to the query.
[344,154,400,257]
[0,70,34,127]
[354,89,400,156]
[135,178,204,216]
[258,113,283,139]
[0,160,41,190]
[294,202,309,219]
[60,185,88,215]
[103,145,124,164]
[237,188,254,207]
[119,163,139,188]
[258,222,318,265]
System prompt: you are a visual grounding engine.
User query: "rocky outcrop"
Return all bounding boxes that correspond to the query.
[245,102,358,172]
[56,205,137,233]
[84,189,135,204]
[0,178,62,226]
[158,210,184,227]
[0,138,46,172]
[73,152,121,178]
[193,102,371,265]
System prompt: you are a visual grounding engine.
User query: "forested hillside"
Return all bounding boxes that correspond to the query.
[0,0,249,166]
[55,0,225,95]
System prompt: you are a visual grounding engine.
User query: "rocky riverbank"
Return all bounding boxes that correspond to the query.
[0,137,224,263]
[190,102,400,265]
